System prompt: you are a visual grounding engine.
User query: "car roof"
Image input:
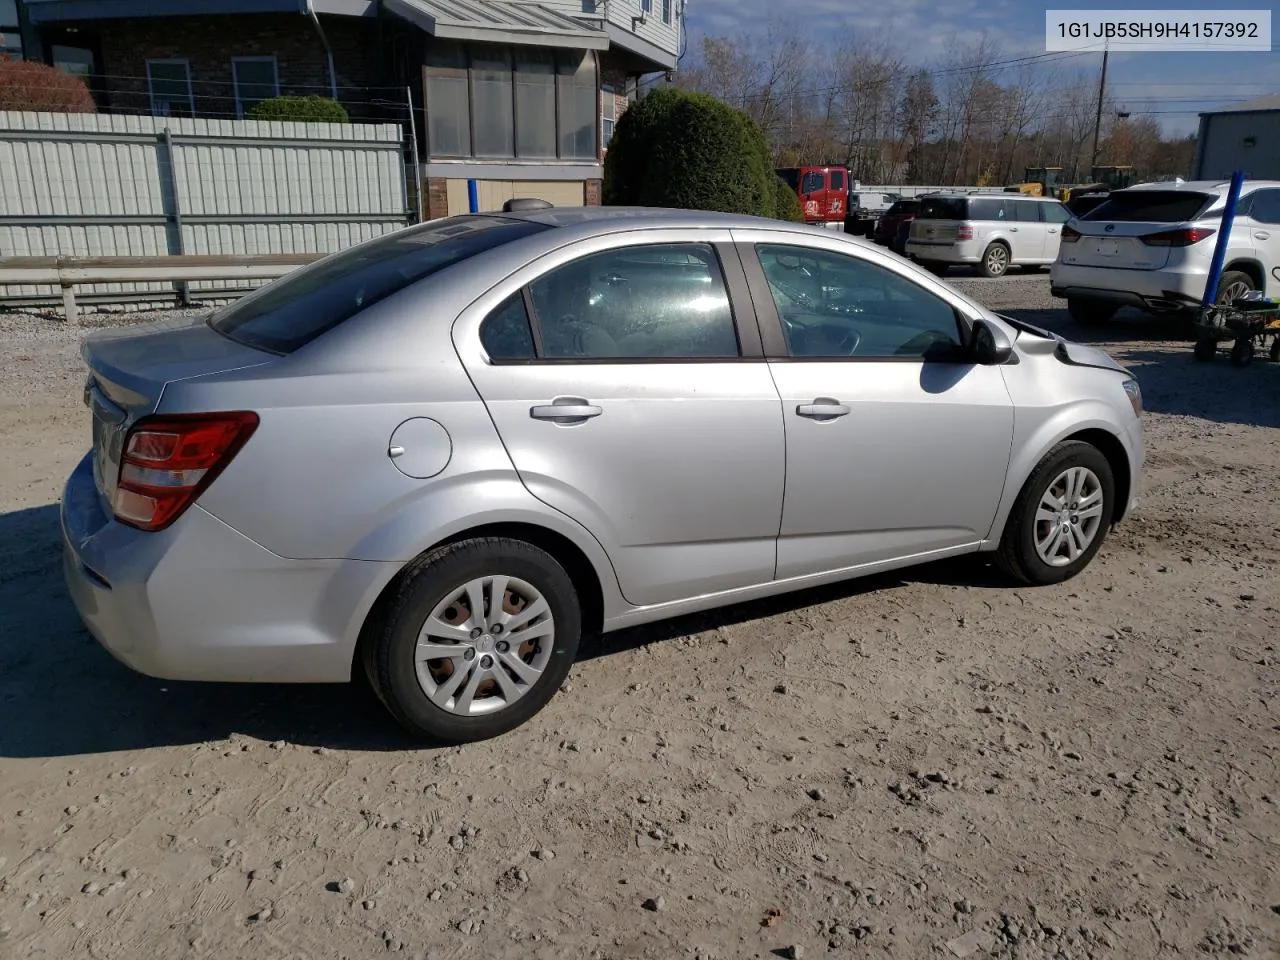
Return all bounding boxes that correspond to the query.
[1120,179,1280,192]
[921,192,1060,201]
[496,206,832,234]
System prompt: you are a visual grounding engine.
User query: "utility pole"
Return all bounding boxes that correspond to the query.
[1090,44,1110,173]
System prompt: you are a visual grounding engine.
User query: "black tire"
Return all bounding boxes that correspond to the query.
[979,242,1011,278]
[996,440,1116,586]
[363,537,581,745]
[1067,297,1119,326]
[1193,338,1217,362]
[1214,269,1255,306]
[1229,338,1255,367]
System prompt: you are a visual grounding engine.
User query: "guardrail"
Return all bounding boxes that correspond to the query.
[0,254,324,325]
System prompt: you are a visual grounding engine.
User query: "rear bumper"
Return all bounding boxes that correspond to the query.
[61,452,399,684]
[1050,262,1207,311]
[904,240,982,264]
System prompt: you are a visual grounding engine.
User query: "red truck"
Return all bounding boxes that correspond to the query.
[776,165,847,230]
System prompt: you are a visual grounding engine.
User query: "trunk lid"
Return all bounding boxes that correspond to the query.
[1060,189,1216,271]
[911,218,959,242]
[83,314,272,505]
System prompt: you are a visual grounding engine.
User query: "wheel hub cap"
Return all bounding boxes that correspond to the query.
[1033,466,1105,568]
[413,575,555,717]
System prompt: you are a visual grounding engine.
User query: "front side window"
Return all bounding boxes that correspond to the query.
[527,243,739,360]
[1247,188,1280,225]
[801,172,825,194]
[830,170,845,191]
[755,244,963,360]
[233,57,279,118]
[1013,199,1043,223]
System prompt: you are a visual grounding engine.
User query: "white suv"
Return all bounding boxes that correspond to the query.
[905,193,1072,278]
[1050,180,1280,324]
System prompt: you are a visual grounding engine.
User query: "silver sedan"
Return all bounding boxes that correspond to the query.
[62,206,1144,743]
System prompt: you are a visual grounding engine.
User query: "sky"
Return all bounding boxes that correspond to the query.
[678,0,1280,136]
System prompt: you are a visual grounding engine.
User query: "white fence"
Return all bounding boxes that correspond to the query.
[0,111,411,308]
[854,184,1011,198]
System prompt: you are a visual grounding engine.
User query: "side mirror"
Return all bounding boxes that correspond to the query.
[969,318,1013,365]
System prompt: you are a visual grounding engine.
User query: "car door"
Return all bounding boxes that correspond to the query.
[1039,201,1071,263]
[1012,199,1047,261]
[733,230,1016,579]
[1246,187,1280,293]
[451,231,786,608]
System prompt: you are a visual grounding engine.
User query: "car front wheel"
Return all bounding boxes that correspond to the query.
[364,537,581,744]
[996,441,1116,586]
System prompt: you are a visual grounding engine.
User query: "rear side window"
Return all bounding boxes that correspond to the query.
[209,216,549,353]
[917,197,967,220]
[1081,190,1214,223]
[967,197,1008,221]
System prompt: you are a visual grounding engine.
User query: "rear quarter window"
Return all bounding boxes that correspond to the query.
[208,216,549,354]
[1082,191,1214,223]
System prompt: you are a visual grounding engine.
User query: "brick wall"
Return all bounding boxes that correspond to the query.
[88,13,382,120]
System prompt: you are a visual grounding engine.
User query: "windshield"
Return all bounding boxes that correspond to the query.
[208,216,550,354]
[917,197,967,220]
[1081,190,1214,223]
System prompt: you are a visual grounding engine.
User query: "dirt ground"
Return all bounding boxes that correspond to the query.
[1,277,1278,960]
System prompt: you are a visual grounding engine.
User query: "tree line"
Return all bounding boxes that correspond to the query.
[671,29,1198,186]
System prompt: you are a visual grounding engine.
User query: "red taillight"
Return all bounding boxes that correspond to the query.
[1061,224,1082,242]
[113,412,259,531]
[1140,227,1216,247]
[956,225,974,241]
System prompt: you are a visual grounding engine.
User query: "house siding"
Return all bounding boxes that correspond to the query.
[1194,111,1280,181]
[538,0,679,65]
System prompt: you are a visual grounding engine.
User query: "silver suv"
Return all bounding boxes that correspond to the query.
[62,207,1144,744]
[906,193,1073,277]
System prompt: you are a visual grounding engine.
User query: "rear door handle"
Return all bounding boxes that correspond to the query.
[1047,228,1059,234]
[796,398,850,420]
[530,397,602,422]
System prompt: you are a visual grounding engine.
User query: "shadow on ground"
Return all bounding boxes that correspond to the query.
[3,504,996,759]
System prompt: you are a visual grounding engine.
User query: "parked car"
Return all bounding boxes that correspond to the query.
[847,191,896,237]
[1050,179,1280,324]
[63,205,1144,744]
[906,193,1073,277]
[873,198,920,252]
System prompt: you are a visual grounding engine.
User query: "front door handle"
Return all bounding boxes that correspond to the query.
[530,397,603,423]
[796,398,850,420]
[1256,231,1270,240]
[1047,228,1058,234]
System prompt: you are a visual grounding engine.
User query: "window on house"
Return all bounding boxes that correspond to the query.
[662,0,672,23]
[232,56,279,119]
[557,50,597,160]
[471,48,514,157]
[642,0,652,13]
[424,42,598,161]
[601,83,617,147]
[147,60,194,118]
[514,50,556,158]
[0,0,21,60]
[425,42,471,157]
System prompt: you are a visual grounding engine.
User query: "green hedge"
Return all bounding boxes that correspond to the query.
[604,87,796,221]
[246,95,349,124]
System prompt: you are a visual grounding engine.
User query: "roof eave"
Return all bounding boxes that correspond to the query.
[430,23,609,49]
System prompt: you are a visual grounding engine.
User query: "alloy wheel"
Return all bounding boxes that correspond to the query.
[1034,466,1105,567]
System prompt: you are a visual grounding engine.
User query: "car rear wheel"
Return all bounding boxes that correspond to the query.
[980,242,1010,278]
[364,537,581,744]
[1067,298,1119,326]
[1215,270,1255,305]
[996,441,1116,586]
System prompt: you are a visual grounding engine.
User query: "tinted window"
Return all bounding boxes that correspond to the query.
[1013,199,1043,222]
[1082,190,1214,223]
[801,172,825,194]
[480,293,536,360]
[529,243,739,360]
[209,216,548,354]
[1248,188,1280,225]
[968,197,1009,221]
[886,200,918,216]
[1040,202,1071,223]
[830,170,845,191]
[777,169,799,190]
[755,244,963,360]
[917,197,967,220]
